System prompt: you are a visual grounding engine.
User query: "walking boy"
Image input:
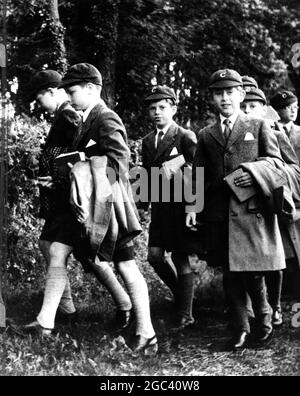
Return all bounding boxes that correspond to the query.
[241,86,300,327]
[186,69,286,350]
[61,63,157,352]
[141,86,198,329]
[24,70,135,338]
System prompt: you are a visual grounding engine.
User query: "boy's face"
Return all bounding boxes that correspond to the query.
[212,86,245,118]
[148,99,177,129]
[277,101,299,123]
[241,100,266,119]
[36,89,58,114]
[65,84,92,111]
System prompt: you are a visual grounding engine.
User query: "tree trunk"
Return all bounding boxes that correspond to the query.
[48,0,68,73]
[97,0,121,109]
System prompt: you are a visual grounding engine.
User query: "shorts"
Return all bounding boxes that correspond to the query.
[40,212,83,247]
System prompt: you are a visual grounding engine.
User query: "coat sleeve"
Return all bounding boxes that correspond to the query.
[259,120,283,160]
[181,129,197,166]
[94,111,131,180]
[186,129,205,213]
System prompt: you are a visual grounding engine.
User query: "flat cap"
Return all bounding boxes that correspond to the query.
[29,70,62,100]
[270,90,298,110]
[209,69,243,90]
[244,87,267,104]
[242,75,258,91]
[145,85,177,104]
[60,63,102,88]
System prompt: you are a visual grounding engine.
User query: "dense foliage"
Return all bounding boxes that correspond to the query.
[6,0,300,136]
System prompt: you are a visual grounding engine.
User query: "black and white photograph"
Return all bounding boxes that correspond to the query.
[0,0,300,378]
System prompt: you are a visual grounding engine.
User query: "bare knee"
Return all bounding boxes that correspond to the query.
[48,242,73,267]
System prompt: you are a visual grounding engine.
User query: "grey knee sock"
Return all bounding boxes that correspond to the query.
[92,262,132,311]
[118,263,155,338]
[37,266,68,329]
[58,278,76,315]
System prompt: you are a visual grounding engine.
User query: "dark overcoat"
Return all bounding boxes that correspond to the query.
[193,112,285,271]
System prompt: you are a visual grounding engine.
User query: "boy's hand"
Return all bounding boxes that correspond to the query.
[186,212,197,229]
[234,172,254,188]
[37,176,54,189]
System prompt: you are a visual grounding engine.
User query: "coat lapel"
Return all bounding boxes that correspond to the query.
[226,113,247,148]
[154,123,178,161]
[208,121,226,148]
[144,131,156,161]
[74,104,100,149]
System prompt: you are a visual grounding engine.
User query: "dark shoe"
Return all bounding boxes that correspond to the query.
[114,310,133,332]
[230,331,249,351]
[256,329,273,345]
[171,317,195,332]
[55,311,78,325]
[128,334,158,355]
[272,309,283,327]
[21,321,52,337]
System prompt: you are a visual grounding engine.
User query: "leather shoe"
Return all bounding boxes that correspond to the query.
[55,311,78,325]
[128,335,158,355]
[171,317,195,332]
[21,321,52,337]
[256,329,273,345]
[230,331,249,351]
[114,309,133,332]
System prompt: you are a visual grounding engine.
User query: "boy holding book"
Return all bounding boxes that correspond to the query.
[24,70,133,337]
[186,69,286,350]
[141,86,198,329]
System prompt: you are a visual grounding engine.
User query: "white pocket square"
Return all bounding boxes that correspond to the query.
[86,139,97,148]
[244,132,255,141]
[170,147,179,156]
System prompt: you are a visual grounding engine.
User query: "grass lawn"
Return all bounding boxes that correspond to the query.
[1,223,300,376]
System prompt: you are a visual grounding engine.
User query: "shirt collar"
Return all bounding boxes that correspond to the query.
[156,122,173,135]
[220,112,240,131]
[82,98,102,123]
[280,121,293,132]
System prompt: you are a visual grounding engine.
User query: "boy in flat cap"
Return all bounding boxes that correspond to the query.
[242,76,258,92]
[270,91,300,161]
[60,63,157,353]
[270,90,300,302]
[187,69,286,350]
[241,86,300,327]
[24,70,134,336]
[141,86,198,329]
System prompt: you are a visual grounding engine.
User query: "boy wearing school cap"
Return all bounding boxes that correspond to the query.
[24,70,134,336]
[60,63,157,353]
[270,90,300,302]
[270,91,300,161]
[186,69,286,350]
[242,75,258,92]
[141,86,198,330]
[241,86,300,327]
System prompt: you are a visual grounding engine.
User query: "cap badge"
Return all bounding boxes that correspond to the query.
[220,72,227,78]
[282,93,287,99]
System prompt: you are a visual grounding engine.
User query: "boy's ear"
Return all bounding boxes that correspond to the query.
[239,88,246,102]
[172,105,178,116]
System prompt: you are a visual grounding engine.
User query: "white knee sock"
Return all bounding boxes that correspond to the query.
[117,261,155,339]
[37,266,68,329]
[58,278,76,315]
[92,261,132,311]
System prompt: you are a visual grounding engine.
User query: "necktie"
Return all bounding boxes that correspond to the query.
[156,130,164,149]
[223,119,232,142]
